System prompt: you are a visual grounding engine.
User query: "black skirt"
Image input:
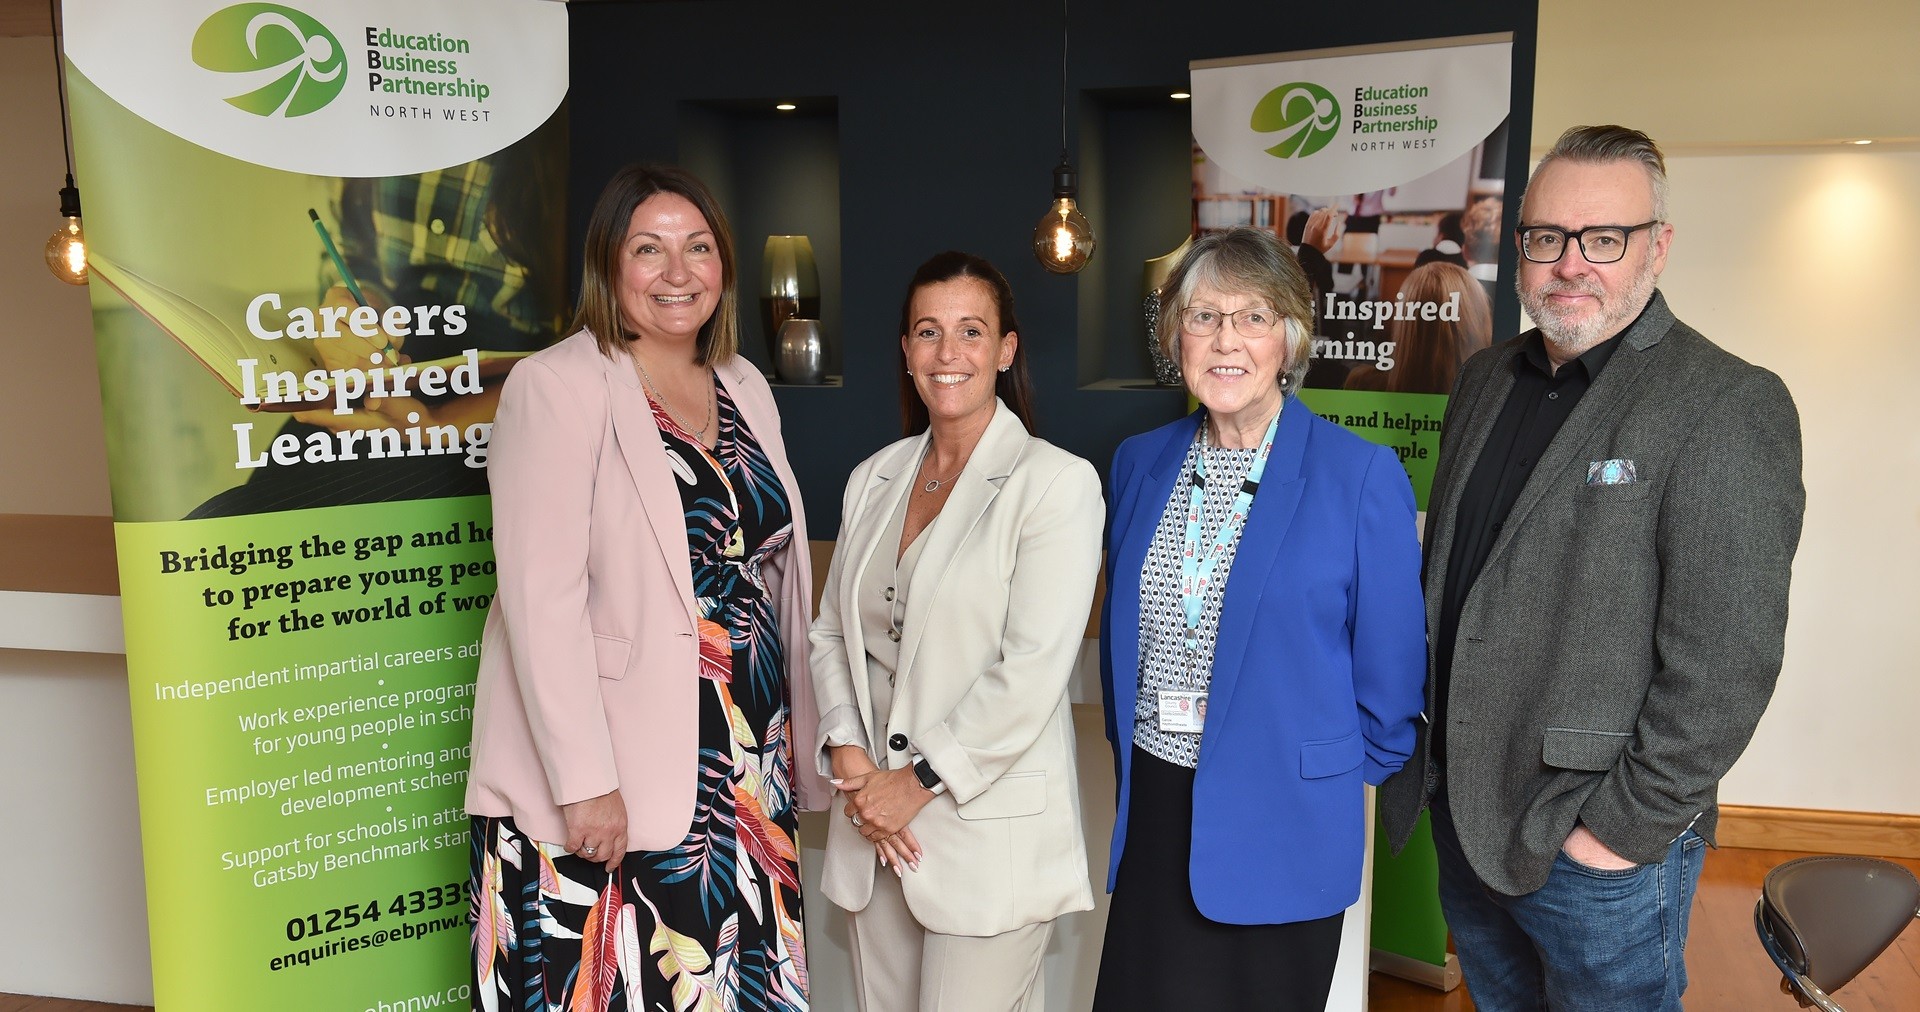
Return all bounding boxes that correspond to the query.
[1092,747,1344,1011]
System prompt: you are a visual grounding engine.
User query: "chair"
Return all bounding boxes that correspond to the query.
[1753,855,1920,1010]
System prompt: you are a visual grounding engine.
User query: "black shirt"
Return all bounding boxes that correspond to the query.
[1432,328,1627,761]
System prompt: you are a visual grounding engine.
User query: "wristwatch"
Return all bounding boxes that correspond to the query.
[911,756,945,795]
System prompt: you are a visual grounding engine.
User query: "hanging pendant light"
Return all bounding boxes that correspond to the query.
[43,0,88,286]
[1033,155,1093,274]
[1032,0,1094,274]
[46,175,87,286]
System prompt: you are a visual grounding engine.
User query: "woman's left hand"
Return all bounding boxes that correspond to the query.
[836,767,933,840]
[561,788,627,876]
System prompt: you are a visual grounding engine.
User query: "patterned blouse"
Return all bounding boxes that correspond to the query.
[1132,430,1262,769]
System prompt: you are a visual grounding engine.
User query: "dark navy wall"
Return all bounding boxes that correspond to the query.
[569,0,1540,536]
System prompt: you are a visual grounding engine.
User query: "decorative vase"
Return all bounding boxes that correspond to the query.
[774,319,826,385]
[760,236,820,363]
[1144,237,1194,387]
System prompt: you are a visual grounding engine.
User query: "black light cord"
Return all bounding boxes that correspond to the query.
[49,0,76,183]
[1057,0,1068,162]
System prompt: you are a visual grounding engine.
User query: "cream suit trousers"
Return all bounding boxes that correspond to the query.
[846,861,1052,1012]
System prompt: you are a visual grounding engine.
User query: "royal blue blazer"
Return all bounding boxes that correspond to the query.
[1100,402,1427,924]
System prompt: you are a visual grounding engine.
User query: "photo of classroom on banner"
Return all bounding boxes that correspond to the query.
[1187,36,1513,499]
[1193,130,1504,395]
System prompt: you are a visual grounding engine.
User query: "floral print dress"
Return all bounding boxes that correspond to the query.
[472,376,808,1012]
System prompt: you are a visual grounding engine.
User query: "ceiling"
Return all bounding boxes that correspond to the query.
[8,0,1914,149]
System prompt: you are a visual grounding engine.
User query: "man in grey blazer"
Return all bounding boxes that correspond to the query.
[1381,125,1805,1011]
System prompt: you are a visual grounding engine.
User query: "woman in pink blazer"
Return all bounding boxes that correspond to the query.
[466,165,826,1012]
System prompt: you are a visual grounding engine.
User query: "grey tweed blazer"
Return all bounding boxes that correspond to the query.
[1380,291,1805,896]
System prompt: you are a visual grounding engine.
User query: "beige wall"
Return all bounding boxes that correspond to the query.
[1522,1,1920,817]
[1659,149,1920,815]
[1534,0,1920,150]
[0,40,130,996]
[0,34,111,516]
[0,649,149,1003]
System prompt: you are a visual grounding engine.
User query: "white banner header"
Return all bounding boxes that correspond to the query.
[66,0,567,177]
[1191,38,1511,197]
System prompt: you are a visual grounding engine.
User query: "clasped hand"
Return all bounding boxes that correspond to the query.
[829,745,928,874]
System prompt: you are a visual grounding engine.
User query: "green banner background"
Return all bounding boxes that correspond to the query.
[1296,392,1451,965]
[1295,389,1447,512]
[67,4,567,1006]
[118,500,495,1008]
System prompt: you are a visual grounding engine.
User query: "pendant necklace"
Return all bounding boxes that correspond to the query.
[918,445,969,493]
[633,353,714,441]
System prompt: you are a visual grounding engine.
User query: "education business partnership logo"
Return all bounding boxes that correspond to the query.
[191,3,347,118]
[1250,81,1341,159]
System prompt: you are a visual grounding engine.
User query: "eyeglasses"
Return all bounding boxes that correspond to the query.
[1179,305,1281,338]
[1516,221,1660,264]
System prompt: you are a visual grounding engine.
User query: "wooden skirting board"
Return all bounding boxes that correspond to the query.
[1717,805,1920,859]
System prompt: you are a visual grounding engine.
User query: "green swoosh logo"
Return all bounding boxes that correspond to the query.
[192,3,346,118]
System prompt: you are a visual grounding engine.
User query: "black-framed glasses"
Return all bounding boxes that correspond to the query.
[1515,221,1660,264]
[1179,305,1280,338]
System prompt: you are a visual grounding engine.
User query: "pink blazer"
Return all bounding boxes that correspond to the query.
[466,330,828,849]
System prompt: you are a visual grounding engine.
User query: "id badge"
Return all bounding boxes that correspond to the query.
[1156,690,1207,734]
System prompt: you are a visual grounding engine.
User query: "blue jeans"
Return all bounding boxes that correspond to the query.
[1431,792,1707,1011]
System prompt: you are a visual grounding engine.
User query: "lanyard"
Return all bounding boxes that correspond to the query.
[1179,408,1280,649]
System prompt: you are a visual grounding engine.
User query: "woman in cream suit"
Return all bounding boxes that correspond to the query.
[466,165,826,1011]
[811,251,1102,1011]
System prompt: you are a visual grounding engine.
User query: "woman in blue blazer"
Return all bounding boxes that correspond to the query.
[1092,227,1427,1010]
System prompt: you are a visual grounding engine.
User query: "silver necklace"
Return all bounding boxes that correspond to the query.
[918,435,978,493]
[919,456,965,493]
[633,354,714,441]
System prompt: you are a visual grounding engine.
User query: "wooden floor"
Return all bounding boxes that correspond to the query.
[1370,846,1920,1011]
[5,847,1916,1011]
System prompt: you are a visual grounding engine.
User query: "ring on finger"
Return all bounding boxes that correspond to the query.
[583,846,597,856]
[851,814,863,827]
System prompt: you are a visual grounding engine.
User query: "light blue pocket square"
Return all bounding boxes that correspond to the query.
[1586,459,1637,485]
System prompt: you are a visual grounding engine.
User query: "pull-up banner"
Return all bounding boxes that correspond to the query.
[1191,33,1522,992]
[65,2,569,1007]
[1191,34,1514,510]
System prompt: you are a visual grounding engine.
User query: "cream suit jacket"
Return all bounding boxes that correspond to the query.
[810,401,1102,937]
[466,330,828,850]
